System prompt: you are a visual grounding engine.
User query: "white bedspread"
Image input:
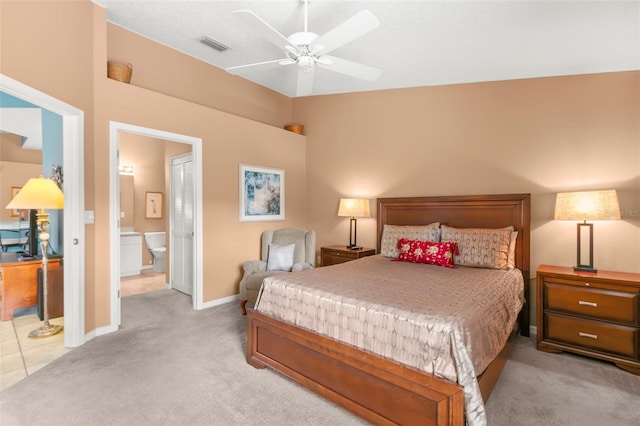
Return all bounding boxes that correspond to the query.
[255,255,524,426]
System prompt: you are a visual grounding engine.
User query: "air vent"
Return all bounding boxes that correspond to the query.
[201,35,231,52]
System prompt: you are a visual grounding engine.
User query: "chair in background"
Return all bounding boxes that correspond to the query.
[239,228,316,315]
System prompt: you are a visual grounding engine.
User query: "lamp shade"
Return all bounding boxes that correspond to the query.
[5,176,64,210]
[554,189,620,221]
[337,198,371,218]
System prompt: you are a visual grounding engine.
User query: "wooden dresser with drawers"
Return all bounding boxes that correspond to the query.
[536,264,640,375]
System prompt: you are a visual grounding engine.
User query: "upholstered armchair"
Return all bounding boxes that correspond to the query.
[239,228,316,315]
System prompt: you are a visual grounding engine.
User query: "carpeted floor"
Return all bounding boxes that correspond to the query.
[1,289,638,425]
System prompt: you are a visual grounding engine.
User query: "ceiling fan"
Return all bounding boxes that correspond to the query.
[225,0,382,96]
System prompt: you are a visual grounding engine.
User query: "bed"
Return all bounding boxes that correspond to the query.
[246,194,531,426]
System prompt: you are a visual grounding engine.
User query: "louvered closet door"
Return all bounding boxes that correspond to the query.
[170,153,194,296]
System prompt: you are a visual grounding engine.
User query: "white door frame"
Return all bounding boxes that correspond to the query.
[108,122,203,328]
[1,74,85,348]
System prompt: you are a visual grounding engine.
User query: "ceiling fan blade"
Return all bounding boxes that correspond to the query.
[318,55,382,81]
[232,10,292,51]
[226,58,286,74]
[310,10,379,56]
[296,66,315,97]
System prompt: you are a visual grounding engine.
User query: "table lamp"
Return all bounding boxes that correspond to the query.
[554,189,620,273]
[337,198,371,250]
[5,176,64,338]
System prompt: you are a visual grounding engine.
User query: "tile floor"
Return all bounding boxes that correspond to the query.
[0,314,68,391]
[0,270,166,392]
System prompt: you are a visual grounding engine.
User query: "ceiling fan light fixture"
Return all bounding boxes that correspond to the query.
[227,5,381,96]
[297,56,314,71]
[288,31,318,47]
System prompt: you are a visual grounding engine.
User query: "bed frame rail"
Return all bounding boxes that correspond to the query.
[248,309,464,426]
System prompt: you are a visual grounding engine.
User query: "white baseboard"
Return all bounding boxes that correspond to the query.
[529,325,537,336]
[200,294,239,310]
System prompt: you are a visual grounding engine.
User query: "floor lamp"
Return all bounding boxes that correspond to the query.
[5,176,64,338]
[337,198,371,250]
[554,189,620,273]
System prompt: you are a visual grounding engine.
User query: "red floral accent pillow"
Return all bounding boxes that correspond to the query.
[393,238,459,268]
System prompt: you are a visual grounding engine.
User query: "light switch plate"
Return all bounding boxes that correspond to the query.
[84,210,95,224]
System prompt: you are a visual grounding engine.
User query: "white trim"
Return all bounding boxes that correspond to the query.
[109,121,204,331]
[1,74,85,348]
[201,294,240,310]
[87,323,118,341]
[530,325,537,336]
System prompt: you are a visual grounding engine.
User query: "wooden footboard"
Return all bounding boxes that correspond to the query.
[247,309,465,426]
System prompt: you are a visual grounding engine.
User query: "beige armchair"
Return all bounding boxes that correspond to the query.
[239,228,316,315]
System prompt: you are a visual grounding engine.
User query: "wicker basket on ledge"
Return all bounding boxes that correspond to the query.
[107,62,133,84]
[284,124,304,134]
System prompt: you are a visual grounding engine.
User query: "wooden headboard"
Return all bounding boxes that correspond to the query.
[376,193,531,335]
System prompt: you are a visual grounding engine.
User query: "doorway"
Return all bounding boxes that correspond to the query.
[1,74,85,348]
[109,121,203,329]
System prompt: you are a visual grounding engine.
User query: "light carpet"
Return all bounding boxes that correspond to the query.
[1,289,638,425]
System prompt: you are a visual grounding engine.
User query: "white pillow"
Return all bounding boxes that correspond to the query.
[267,243,295,272]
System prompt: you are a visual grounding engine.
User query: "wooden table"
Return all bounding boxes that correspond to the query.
[0,253,62,321]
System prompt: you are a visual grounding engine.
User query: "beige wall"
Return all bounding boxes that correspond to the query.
[293,72,640,322]
[0,132,42,164]
[119,133,192,269]
[1,1,307,331]
[95,81,308,306]
[106,23,293,128]
[0,162,42,222]
[1,1,638,333]
[0,133,42,222]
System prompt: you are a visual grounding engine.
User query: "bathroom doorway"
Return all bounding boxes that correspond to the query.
[109,121,203,329]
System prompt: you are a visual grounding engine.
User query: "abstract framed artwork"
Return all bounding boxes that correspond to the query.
[239,164,285,222]
[145,191,163,219]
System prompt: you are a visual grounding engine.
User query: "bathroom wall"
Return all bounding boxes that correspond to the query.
[118,132,190,269]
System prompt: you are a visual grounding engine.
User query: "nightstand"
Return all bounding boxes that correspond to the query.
[536,265,640,375]
[321,245,376,266]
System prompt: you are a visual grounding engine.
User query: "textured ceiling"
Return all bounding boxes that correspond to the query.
[92,0,639,97]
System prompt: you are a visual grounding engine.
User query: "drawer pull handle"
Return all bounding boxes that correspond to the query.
[578,300,597,308]
[579,332,598,340]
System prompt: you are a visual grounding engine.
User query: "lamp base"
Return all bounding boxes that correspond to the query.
[28,322,63,339]
[574,265,597,273]
[346,245,363,250]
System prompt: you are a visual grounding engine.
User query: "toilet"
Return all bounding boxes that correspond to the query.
[144,232,166,273]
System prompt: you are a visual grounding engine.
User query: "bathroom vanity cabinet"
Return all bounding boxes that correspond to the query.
[120,232,142,277]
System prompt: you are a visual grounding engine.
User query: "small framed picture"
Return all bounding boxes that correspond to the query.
[9,186,22,217]
[239,164,285,222]
[145,192,163,219]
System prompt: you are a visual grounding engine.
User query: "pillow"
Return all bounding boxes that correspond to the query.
[266,243,295,272]
[394,239,458,268]
[380,223,440,258]
[441,225,514,270]
[507,231,518,269]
